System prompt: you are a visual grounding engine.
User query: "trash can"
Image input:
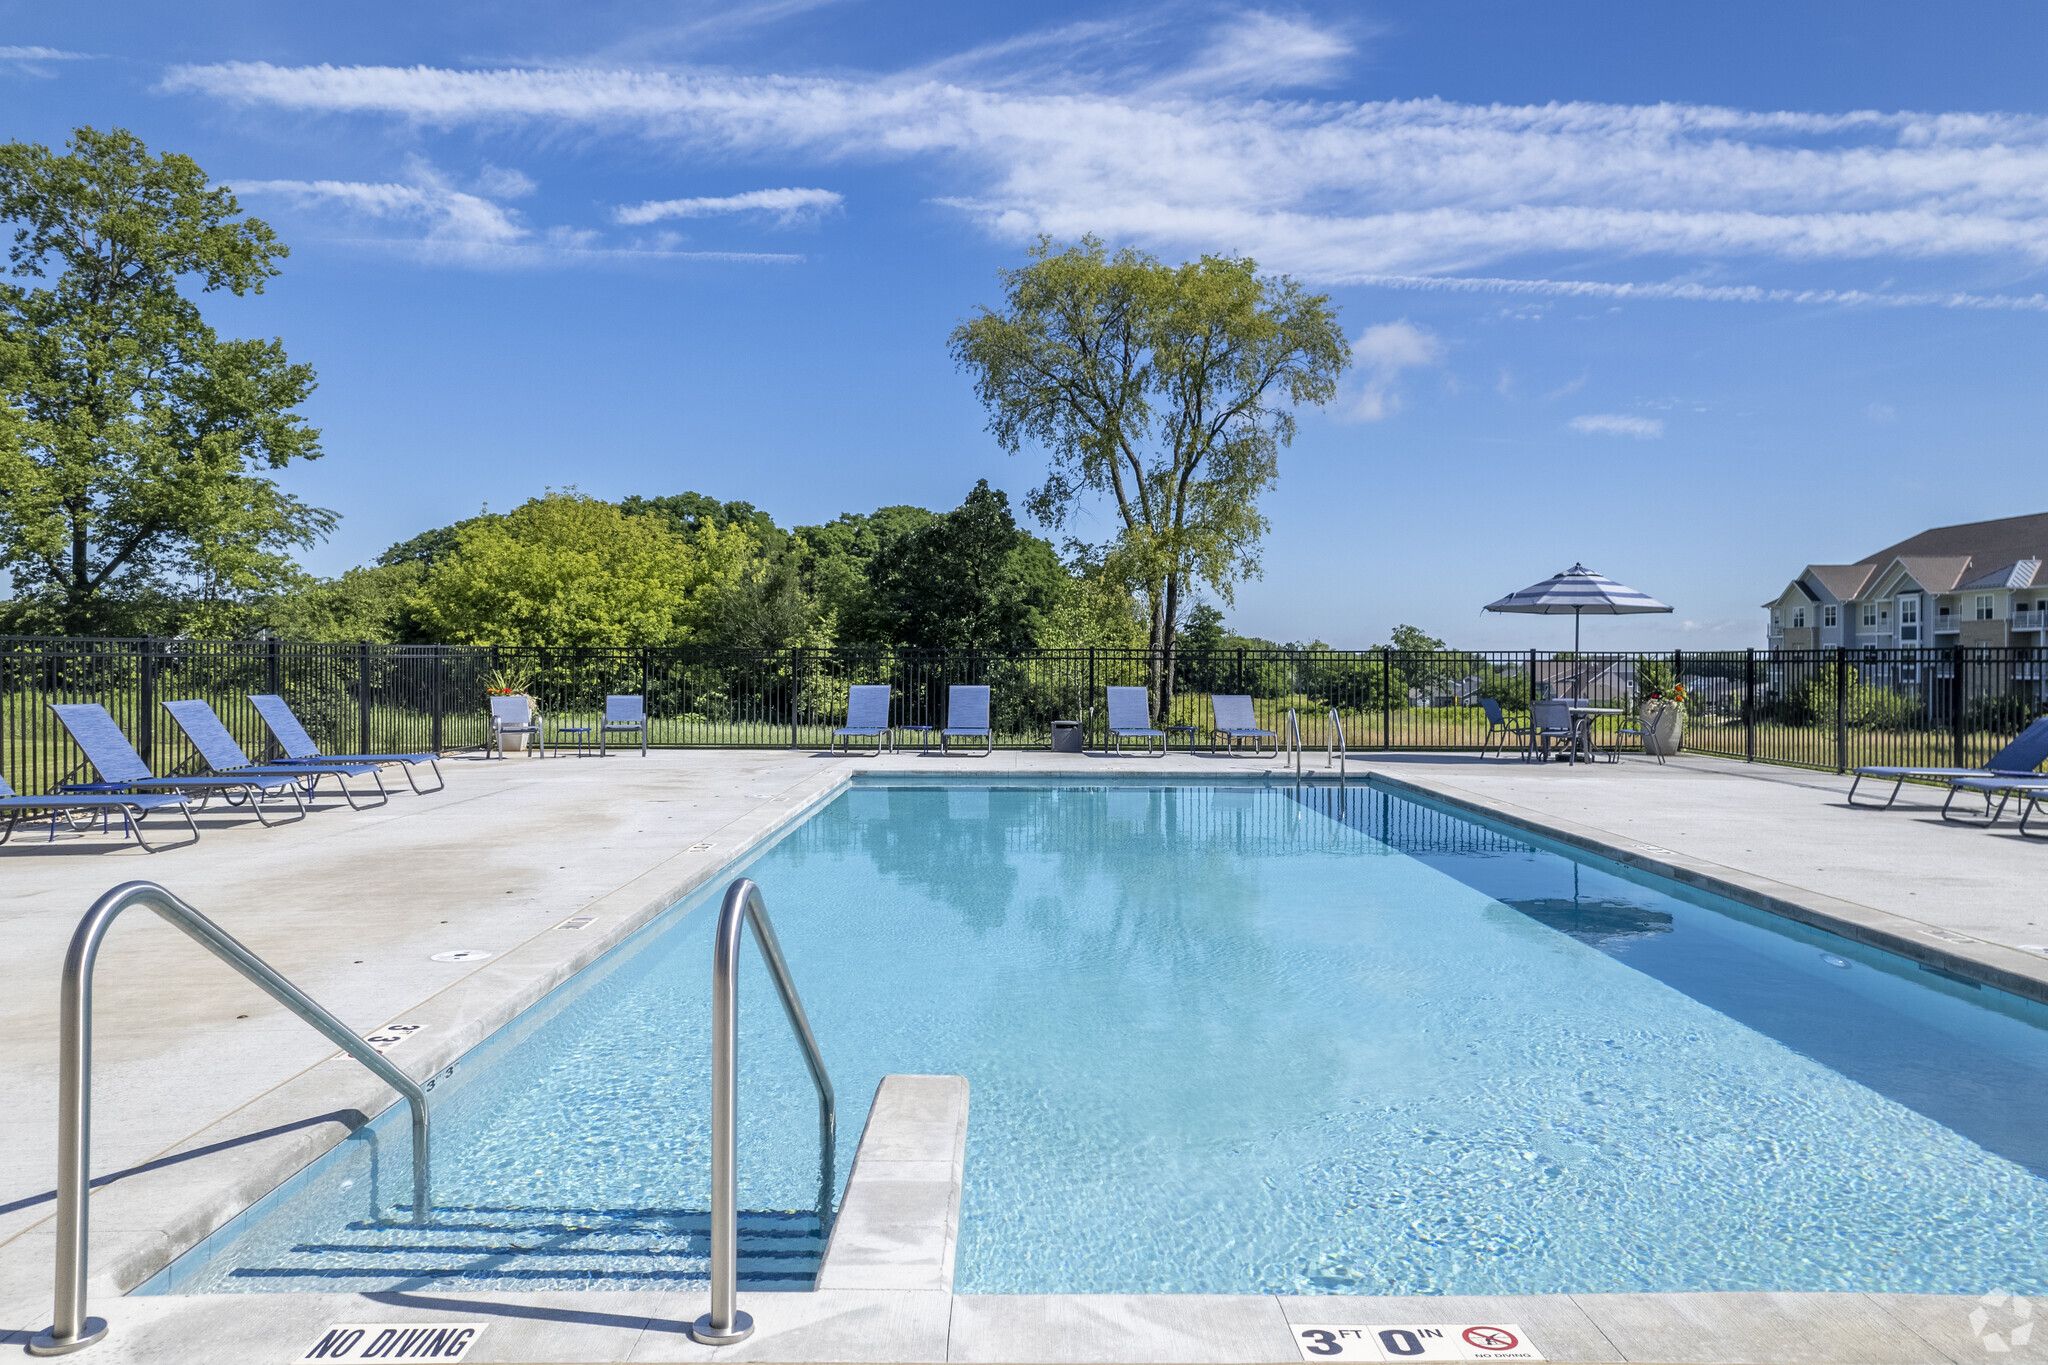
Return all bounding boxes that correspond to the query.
[1050,720,1085,754]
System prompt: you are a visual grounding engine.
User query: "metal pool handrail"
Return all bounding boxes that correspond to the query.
[31,881,431,1357]
[692,878,837,1347]
[1328,707,1347,776]
[1286,708,1303,776]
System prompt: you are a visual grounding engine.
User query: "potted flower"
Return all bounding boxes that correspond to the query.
[1639,683,1686,757]
[484,666,541,753]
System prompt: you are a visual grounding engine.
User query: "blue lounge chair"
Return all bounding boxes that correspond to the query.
[940,685,993,756]
[1106,686,1164,757]
[248,693,445,792]
[834,685,894,755]
[602,695,648,756]
[0,773,198,852]
[488,696,547,759]
[1848,716,2048,809]
[1942,774,2048,833]
[47,703,311,825]
[1210,694,1277,758]
[161,700,390,809]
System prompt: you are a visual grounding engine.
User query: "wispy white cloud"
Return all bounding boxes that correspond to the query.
[235,161,800,267]
[0,45,95,60]
[1342,319,1444,421]
[1567,413,1664,439]
[1340,271,2048,311]
[160,26,2048,285]
[1154,11,1356,94]
[614,186,842,225]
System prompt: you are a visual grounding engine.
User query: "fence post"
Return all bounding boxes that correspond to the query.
[1833,646,1848,774]
[1235,648,1245,696]
[266,635,281,697]
[1744,648,1756,761]
[790,648,802,750]
[137,638,156,770]
[430,648,445,754]
[1952,646,1966,767]
[358,641,373,756]
[1381,648,1391,751]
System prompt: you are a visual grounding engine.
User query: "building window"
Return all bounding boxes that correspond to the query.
[1792,608,1805,629]
[1771,611,1781,629]
[1862,604,1877,627]
[1977,594,1995,620]
[1899,597,1918,641]
[1823,605,1837,628]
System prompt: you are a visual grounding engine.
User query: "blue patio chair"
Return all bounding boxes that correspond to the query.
[1848,716,2048,809]
[47,703,311,825]
[940,685,994,756]
[247,694,444,793]
[1105,686,1165,757]
[1210,694,1278,758]
[1529,699,1579,763]
[601,695,648,756]
[1479,698,1534,760]
[161,700,390,809]
[835,685,894,755]
[488,696,547,759]
[0,772,198,852]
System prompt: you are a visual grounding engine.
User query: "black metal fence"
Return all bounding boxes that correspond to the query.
[4,636,2044,794]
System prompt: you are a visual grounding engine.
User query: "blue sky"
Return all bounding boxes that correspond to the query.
[4,1,2046,648]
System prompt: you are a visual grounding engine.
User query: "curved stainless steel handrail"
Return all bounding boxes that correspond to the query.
[31,882,431,1357]
[692,878,836,1347]
[1286,708,1302,777]
[1327,707,1347,777]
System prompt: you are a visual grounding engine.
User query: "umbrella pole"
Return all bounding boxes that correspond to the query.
[1574,608,1582,655]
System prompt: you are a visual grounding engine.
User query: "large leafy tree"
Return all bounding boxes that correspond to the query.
[407,492,715,647]
[950,236,1347,713]
[0,127,329,634]
[851,480,1065,651]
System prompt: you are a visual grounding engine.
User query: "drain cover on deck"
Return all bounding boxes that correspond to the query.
[429,950,491,963]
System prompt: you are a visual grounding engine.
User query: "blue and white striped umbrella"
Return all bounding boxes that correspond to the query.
[1484,563,1671,651]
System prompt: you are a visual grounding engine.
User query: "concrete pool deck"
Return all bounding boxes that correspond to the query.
[0,744,2040,1363]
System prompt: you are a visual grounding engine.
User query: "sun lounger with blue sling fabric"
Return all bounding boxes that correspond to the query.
[0,773,198,852]
[1210,694,1278,757]
[940,685,993,756]
[48,703,311,825]
[835,685,894,754]
[1848,716,2048,809]
[1942,773,2048,833]
[160,700,390,809]
[1106,686,1165,756]
[248,693,444,792]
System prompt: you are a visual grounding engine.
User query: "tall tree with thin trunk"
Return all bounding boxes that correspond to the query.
[0,127,328,634]
[950,236,1347,715]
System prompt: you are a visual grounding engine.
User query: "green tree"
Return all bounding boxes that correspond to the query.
[407,491,710,646]
[0,127,329,634]
[950,235,1347,715]
[378,513,502,569]
[620,492,788,559]
[851,480,1063,650]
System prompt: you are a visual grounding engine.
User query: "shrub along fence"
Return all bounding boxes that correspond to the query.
[3,635,2044,795]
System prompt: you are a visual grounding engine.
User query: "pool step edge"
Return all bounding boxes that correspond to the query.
[816,1074,969,1294]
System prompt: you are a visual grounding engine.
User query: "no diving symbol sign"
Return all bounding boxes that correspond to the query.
[1292,1322,1543,1362]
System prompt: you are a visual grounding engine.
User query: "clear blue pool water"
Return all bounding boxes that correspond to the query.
[143,779,2048,1298]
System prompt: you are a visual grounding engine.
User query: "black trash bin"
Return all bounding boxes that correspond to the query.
[1050,720,1084,754]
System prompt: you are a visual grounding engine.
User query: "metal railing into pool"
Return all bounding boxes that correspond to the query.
[30,881,432,1357]
[1327,706,1347,776]
[693,877,837,1347]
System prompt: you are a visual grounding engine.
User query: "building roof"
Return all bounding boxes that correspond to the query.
[1960,558,2043,590]
[1857,512,2048,570]
[1890,555,1975,593]
[1805,564,1876,600]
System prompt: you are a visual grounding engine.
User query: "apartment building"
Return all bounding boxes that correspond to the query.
[1763,512,2047,649]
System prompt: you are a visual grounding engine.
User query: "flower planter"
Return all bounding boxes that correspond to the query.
[1640,702,1685,757]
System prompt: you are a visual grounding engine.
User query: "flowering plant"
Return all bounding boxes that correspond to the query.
[1643,683,1686,706]
[483,666,535,698]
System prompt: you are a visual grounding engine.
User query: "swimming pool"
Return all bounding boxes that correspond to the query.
[142,778,2048,1298]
